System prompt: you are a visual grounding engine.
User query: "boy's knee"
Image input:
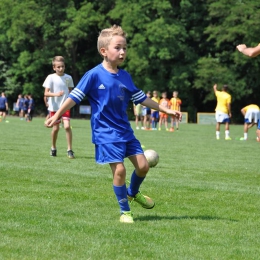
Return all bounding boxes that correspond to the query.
[138,162,149,175]
[64,125,71,131]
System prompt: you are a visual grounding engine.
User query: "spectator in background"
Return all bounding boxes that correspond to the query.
[23,94,29,121]
[158,92,170,131]
[239,104,260,141]
[143,91,151,130]
[0,92,8,122]
[16,94,25,120]
[151,90,160,130]
[213,84,232,140]
[170,91,182,132]
[27,94,35,122]
[133,103,144,130]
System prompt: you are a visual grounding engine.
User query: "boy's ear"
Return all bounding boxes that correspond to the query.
[100,47,106,57]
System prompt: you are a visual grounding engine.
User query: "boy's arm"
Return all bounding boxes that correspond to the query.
[213,84,218,94]
[241,107,246,116]
[133,103,136,115]
[44,87,64,97]
[43,96,48,107]
[45,98,76,127]
[141,97,181,120]
[237,44,260,57]
[227,103,232,118]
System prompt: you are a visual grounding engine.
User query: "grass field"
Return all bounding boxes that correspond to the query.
[0,117,259,260]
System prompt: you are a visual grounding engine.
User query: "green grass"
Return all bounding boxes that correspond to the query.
[0,117,259,260]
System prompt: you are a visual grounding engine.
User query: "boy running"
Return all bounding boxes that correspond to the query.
[45,25,181,223]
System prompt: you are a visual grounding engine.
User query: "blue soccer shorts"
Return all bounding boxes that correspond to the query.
[95,138,144,164]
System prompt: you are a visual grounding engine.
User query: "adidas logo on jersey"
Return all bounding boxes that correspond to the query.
[98,84,105,89]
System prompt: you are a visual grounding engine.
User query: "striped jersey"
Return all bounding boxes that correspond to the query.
[69,64,146,144]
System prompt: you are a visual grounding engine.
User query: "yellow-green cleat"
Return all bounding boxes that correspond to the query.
[128,192,155,209]
[120,211,134,223]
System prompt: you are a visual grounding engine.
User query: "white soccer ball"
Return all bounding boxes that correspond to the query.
[144,149,159,168]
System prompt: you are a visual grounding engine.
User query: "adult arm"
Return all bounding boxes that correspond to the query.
[236,44,260,58]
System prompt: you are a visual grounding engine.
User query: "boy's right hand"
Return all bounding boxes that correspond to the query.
[57,91,64,97]
[45,116,58,128]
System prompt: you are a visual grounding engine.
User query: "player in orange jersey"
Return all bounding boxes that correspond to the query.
[169,91,182,131]
[158,92,171,131]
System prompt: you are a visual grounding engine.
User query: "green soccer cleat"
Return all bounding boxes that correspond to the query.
[225,137,232,140]
[128,191,155,209]
[120,211,134,223]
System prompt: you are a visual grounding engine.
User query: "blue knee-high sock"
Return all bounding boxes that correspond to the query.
[127,170,145,197]
[113,184,130,213]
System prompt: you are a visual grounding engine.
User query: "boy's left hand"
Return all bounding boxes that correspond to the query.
[170,110,182,121]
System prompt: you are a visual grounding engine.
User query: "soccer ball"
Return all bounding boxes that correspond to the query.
[144,149,159,168]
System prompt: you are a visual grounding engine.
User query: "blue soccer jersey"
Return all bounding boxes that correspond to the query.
[69,64,147,144]
[0,96,7,109]
[18,98,24,109]
[29,99,35,110]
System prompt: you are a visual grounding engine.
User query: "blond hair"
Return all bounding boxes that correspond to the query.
[52,56,65,66]
[97,25,127,55]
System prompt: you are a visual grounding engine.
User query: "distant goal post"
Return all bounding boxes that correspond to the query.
[197,112,215,124]
[180,112,188,123]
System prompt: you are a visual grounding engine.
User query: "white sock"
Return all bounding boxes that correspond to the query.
[216,131,220,137]
[244,133,248,139]
[225,130,229,137]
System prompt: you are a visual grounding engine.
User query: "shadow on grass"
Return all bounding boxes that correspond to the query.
[135,215,238,222]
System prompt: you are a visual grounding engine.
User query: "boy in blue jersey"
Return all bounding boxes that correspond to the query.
[0,92,8,122]
[45,25,181,223]
[23,95,29,121]
[27,94,35,122]
[16,94,24,120]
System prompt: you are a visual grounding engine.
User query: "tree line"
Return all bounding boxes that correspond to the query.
[0,0,259,122]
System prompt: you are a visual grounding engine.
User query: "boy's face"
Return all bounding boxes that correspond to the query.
[153,91,158,97]
[102,36,127,66]
[173,92,178,98]
[53,61,65,76]
[162,93,166,98]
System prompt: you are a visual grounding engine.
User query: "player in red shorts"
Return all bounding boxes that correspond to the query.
[43,56,75,158]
